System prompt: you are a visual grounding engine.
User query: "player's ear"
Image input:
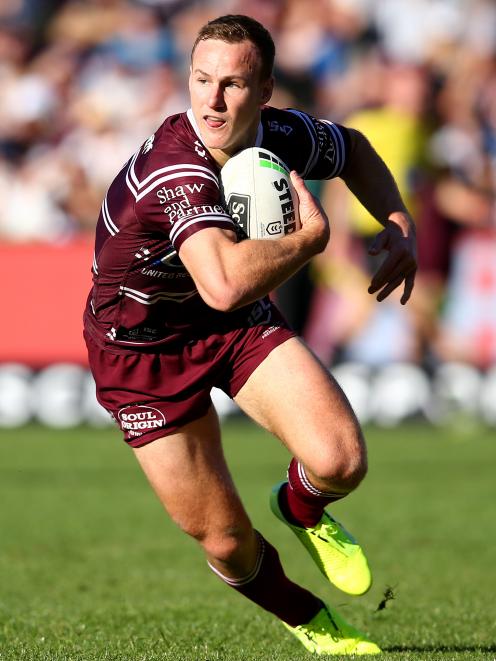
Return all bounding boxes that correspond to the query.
[260,76,274,106]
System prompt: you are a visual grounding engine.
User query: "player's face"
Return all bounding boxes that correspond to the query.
[189,39,273,165]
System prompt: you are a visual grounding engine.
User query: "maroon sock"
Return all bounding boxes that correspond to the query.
[208,531,323,626]
[280,458,346,528]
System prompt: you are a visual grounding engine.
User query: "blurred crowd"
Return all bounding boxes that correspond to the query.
[2,0,496,371]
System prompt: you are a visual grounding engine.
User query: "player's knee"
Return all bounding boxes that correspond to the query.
[312,428,368,492]
[339,449,368,490]
[315,458,367,493]
[200,527,253,566]
[174,510,254,568]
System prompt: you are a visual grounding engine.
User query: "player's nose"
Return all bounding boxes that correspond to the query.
[208,84,226,110]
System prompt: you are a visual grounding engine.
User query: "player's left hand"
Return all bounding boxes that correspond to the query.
[367,214,417,305]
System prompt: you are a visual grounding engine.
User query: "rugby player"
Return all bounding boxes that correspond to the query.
[83,14,416,656]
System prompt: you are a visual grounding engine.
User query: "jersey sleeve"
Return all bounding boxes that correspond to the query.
[285,109,351,180]
[133,145,235,252]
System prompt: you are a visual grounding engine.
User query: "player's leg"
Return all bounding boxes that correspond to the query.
[133,403,380,655]
[131,404,325,627]
[235,336,367,497]
[133,405,254,576]
[234,336,372,596]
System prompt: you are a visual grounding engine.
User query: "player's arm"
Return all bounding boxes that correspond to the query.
[340,127,417,304]
[179,172,328,311]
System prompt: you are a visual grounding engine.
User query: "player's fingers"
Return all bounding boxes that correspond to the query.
[378,260,413,294]
[400,270,416,305]
[375,274,405,302]
[368,253,402,294]
[290,171,327,222]
[289,170,305,195]
[290,171,318,205]
[289,170,315,207]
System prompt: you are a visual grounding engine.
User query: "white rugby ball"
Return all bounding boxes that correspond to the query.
[220,147,301,239]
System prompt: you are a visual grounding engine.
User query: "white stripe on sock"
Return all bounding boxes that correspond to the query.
[296,463,344,499]
[207,533,265,587]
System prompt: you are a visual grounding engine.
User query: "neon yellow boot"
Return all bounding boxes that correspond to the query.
[270,481,372,595]
[284,603,381,655]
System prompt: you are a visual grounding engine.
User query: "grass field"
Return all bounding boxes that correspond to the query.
[0,419,495,660]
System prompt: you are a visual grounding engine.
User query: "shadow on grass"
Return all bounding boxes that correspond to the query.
[385,645,496,653]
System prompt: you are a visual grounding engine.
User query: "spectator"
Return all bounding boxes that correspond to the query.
[305,57,431,366]
[1,0,496,372]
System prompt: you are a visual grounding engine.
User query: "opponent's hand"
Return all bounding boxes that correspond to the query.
[367,214,417,304]
[290,171,330,253]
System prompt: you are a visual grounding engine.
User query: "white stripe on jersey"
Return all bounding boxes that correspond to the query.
[119,286,198,304]
[135,169,219,202]
[320,120,346,178]
[102,195,118,235]
[169,214,234,245]
[128,150,140,189]
[287,109,318,177]
[138,162,219,190]
[255,120,264,146]
[125,151,140,198]
[92,252,99,275]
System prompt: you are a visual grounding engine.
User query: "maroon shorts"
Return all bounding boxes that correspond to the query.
[85,314,295,448]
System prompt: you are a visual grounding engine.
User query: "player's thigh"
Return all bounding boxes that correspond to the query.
[234,336,365,469]
[133,405,251,542]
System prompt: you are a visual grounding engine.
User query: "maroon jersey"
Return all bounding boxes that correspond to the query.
[83,107,350,349]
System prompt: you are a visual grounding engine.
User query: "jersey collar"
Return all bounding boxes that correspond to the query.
[187,108,203,143]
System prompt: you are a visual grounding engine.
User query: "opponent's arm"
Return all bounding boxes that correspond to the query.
[179,172,328,311]
[340,128,417,304]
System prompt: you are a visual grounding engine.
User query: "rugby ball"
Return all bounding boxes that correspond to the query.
[220,147,300,239]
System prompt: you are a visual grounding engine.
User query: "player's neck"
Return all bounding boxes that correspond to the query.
[209,120,260,168]
[208,148,232,168]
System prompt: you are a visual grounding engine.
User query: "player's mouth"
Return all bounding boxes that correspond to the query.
[204,115,227,129]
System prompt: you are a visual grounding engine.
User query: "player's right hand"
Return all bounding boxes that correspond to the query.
[290,171,330,253]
